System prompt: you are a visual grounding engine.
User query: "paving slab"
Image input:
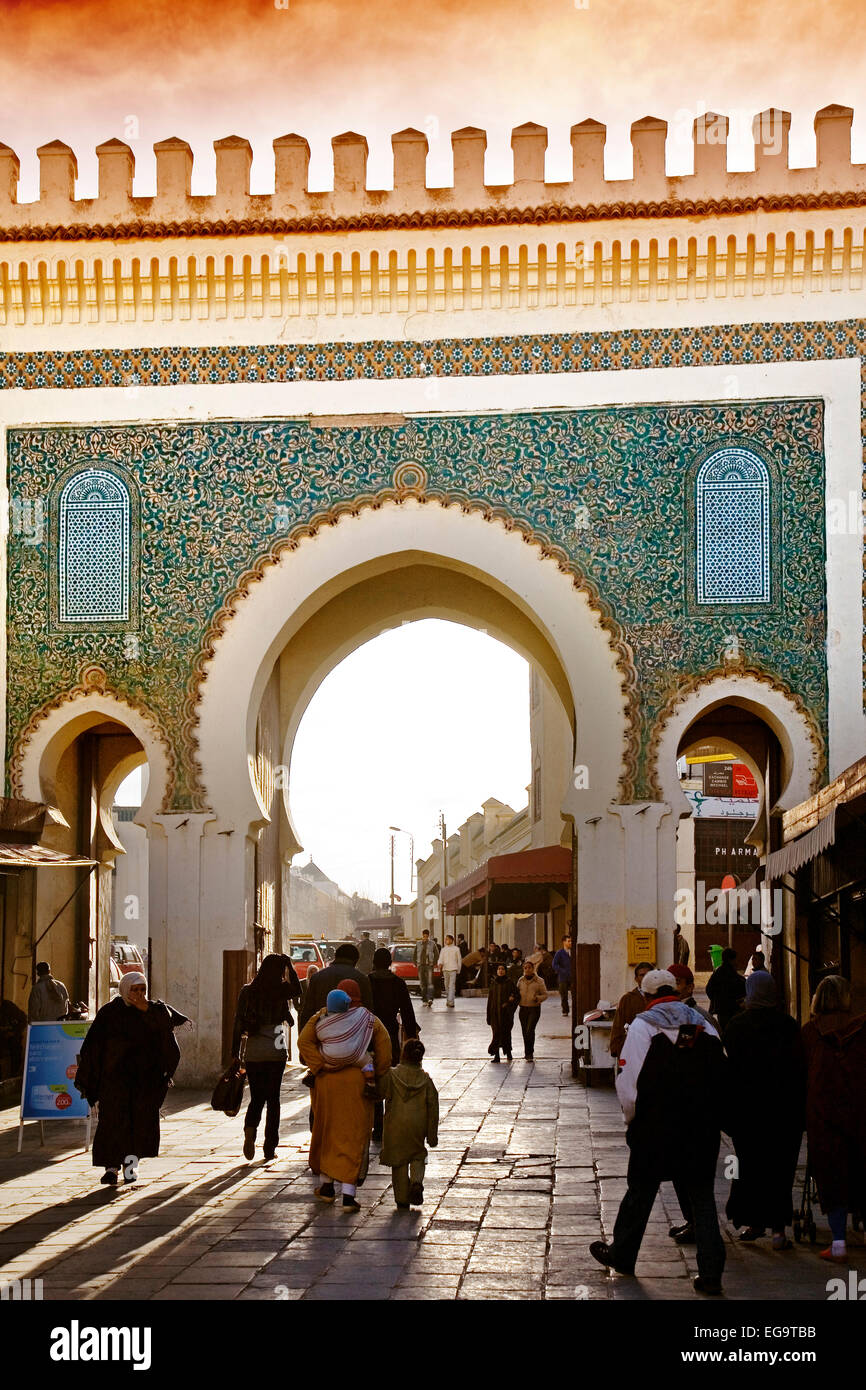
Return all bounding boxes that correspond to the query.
[0,997,828,1303]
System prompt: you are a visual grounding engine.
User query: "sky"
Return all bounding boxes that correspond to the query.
[114,620,532,901]
[289,621,531,903]
[2,0,865,199]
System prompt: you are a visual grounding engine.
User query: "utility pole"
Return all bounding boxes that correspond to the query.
[389,833,396,918]
[439,810,447,946]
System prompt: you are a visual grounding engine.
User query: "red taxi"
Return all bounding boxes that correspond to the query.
[288,939,326,981]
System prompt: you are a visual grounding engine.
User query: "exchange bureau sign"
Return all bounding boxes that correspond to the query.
[49,1321,152,1372]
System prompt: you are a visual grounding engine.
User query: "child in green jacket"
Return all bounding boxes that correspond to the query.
[378,1038,439,1208]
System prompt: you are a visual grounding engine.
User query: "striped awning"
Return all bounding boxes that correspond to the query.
[764,807,837,882]
[0,844,96,869]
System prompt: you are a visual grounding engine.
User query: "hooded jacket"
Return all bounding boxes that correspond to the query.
[616,994,719,1123]
[378,1062,439,1167]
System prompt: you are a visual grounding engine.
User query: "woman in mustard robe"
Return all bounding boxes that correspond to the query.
[298,977,392,1212]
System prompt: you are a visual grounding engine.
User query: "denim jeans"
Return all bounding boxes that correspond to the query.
[519,1005,541,1057]
[611,1174,725,1280]
[418,966,434,1002]
[244,1060,285,1154]
[444,971,458,1005]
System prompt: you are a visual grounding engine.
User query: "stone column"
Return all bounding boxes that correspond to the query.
[603,802,678,986]
[146,812,253,1085]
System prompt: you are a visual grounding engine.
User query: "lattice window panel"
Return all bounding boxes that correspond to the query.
[59,469,130,623]
[696,449,770,604]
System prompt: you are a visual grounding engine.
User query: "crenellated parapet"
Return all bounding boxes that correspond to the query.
[0,107,864,240]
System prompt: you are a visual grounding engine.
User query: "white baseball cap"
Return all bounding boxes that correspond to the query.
[639,969,677,995]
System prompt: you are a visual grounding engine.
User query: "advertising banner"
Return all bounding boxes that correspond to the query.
[20,1021,90,1120]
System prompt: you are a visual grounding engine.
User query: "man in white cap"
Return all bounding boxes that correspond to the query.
[589,969,729,1296]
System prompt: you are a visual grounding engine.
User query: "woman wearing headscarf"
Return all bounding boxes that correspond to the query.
[487,962,519,1063]
[298,977,392,1212]
[73,972,187,1186]
[801,975,866,1263]
[722,971,806,1249]
[232,952,301,1162]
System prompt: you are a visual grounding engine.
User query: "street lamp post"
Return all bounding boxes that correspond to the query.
[389,825,414,927]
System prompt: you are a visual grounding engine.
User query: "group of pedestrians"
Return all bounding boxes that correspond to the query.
[223,942,435,1213]
[593,951,866,1295]
[486,958,550,1061]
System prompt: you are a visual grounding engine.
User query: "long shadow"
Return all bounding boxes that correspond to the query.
[0,1162,257,1284]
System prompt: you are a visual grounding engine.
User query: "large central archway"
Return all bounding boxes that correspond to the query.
[194,494,635,834]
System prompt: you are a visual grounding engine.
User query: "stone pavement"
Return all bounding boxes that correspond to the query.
[0,998,855,1302]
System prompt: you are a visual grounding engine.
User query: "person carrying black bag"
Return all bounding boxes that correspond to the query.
[232,953,301,1162]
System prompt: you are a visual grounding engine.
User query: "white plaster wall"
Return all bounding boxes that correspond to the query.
[110,819,149,948]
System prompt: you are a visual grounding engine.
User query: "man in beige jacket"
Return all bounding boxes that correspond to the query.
[516,960,548,1061]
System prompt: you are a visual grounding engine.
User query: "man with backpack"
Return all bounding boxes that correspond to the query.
[589,969,729,1296]
[28,962,70,1022]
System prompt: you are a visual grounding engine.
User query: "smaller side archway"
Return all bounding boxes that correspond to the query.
[9,677,172,1011]
[652,669,823,817]
[652,668,823,979]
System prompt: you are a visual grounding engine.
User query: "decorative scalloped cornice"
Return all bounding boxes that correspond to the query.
[646,658,826,802]
[10,661,177,811]
[184,485,641,812]
[4,189,866,242]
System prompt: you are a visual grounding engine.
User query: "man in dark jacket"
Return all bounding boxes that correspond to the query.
[297,944,373,1028]
[368,948,419,1064]
[551,936,572,1016]
[590,970,728,1295]
[413,930,439,1008]
[706,947,746,1033]
[368,947,420,1140]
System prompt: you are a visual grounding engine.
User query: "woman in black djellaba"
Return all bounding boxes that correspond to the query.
[487,962,519,1063]
[232,953,301,1162]
[74,972,188,1186]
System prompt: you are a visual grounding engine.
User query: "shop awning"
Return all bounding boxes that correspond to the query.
[764,807,837,881]
[441,845,572,916]
[0,844,96,869]
[735,804,846,895]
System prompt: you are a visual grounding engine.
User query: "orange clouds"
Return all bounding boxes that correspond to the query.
[1,0,865,199]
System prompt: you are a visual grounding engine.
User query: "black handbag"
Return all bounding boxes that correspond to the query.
[210,1034,247,1116]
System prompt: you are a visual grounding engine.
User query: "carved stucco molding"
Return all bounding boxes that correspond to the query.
[3,190,866,242]
[182,484,641,812]
[9,661,177,812]
[645,658,826,803]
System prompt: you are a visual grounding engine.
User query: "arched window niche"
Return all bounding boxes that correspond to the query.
[51,466,139,631]
[695,447,771,607]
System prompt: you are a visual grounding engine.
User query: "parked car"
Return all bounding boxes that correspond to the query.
[111,939,145,975]
[109,957,123,998]
[288,939,326,981]
[389,942,443,997]
[316,938,356,965]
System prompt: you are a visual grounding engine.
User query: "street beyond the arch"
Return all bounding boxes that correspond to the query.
[0,1000,842,1303]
